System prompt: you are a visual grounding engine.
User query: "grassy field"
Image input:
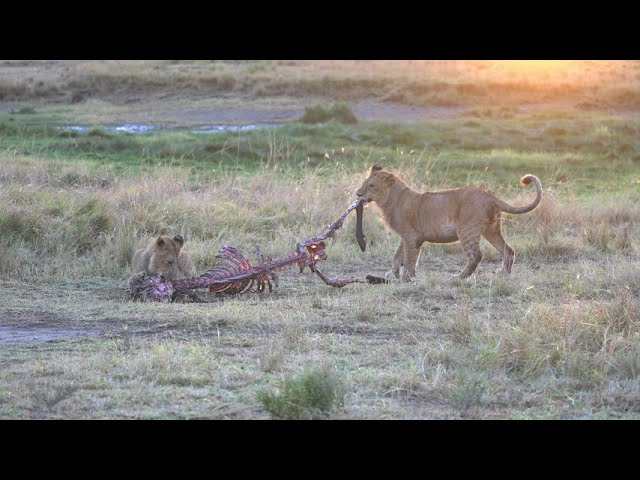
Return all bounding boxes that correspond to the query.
[2,60,640,109]
[0,61,639,419]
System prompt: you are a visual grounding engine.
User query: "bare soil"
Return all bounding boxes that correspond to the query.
[0,326,100,344]
[144,100,469,126]
[0,309,103,344]
[0,96,467,127]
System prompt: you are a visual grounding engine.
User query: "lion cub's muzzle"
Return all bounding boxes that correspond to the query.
[355,192,371,203]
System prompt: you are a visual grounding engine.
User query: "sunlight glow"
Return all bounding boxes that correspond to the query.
[478,60,621,85]
[484,60,574,82]
[498,60,571,73]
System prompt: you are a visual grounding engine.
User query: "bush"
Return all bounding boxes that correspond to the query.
[258,366,346,419]
[300,103,358,124]
[88,127,110,137]
[10,106,36,114]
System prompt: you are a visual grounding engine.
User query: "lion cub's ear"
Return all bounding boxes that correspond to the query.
[382,173,396,187]
[369,164,384,175]
[173,235,184,248]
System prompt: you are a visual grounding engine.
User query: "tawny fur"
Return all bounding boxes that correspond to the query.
[356,165,542,281]
[130,234,194,282]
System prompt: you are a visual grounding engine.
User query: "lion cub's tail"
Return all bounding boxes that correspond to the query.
[495,174,542,215]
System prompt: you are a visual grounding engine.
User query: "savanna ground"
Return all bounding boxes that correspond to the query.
[0,60,639,419]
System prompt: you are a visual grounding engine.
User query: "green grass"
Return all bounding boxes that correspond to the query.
[0,94,639,418]
[0,112,637,188]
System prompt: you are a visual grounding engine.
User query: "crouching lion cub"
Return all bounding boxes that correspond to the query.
[130,234,194,281]
[356,165,542,282]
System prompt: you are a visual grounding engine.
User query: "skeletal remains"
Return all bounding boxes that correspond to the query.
[127,199,372,302]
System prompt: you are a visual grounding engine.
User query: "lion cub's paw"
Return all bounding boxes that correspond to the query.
[384,270,400,281]
[400,275,417,284]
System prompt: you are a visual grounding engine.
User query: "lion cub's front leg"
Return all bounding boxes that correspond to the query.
[400,238,421,282]
[385,240,405,280]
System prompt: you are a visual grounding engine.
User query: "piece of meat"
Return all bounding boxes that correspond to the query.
[355,200,366,252]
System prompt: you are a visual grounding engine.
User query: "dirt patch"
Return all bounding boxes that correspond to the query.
[49,100,462,128]
[163,101,466,126]
[0,326,100,345]
[0,309,107,345]
[1,309,67,326]
[97,100,467,127]
[350,101,465,123]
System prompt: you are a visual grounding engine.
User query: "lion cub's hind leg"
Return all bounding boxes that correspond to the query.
[452,227,483,281]
[482,217,515,274]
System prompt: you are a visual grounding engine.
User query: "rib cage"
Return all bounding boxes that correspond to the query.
[127,199,367,302]
[202,246,273,294]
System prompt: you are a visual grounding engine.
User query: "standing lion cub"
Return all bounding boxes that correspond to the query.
[131,234,194,281]
[356,165,542,282]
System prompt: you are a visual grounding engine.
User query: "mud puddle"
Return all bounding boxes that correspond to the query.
[59,124,160,134]
[0,326,101,345]
[59,123,279,135]
[191,124,278,134]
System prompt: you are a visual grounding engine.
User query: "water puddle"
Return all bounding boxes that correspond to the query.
[0,326,100,345]
[58,123,279,135]
[191,124,278,134]
[113,124,158,134]
[59,126,90,133]
[59,124,159,134]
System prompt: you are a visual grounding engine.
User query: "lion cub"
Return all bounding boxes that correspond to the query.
[131,234,194,281]
[356,165,542,282]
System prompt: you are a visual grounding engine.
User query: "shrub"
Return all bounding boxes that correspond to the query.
[258,366,346,419]
[300,103,358,124]
[88,127,110,137]
[10,106,36,114]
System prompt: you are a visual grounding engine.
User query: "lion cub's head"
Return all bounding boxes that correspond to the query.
[148,234,185,280]
[356,164,397,204]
